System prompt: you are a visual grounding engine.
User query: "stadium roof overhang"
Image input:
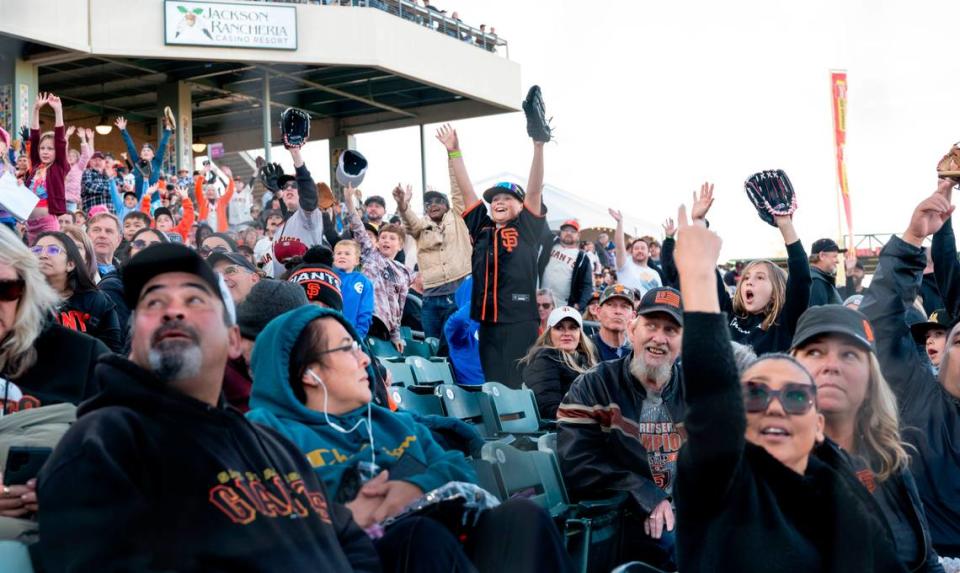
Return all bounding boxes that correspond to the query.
[1,0,521,145]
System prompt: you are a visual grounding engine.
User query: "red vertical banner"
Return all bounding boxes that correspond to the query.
[831,71,853,241]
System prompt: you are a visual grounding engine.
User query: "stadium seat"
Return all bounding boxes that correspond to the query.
[378,357,417,388]
[406,356,456,386]
[480,382,544,435]
[392,386,444,417]
[610,563,671,573]
[403,338,434,358]
[480,441,569,518]
[0,541,34,573]
[435,384,493,437]
[469,458,504,501]
[367,336,401,358]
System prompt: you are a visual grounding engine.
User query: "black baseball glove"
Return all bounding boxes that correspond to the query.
[523,85,552,143]
[259,162,285,193]
[744,169,798,227]
[280,107,310,149]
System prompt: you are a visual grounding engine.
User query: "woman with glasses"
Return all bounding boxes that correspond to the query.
[791,305,944,572]
[246,305,572,572]
[670,209,902,573]
[128,227,169,259]
[198,232,238,259]
[33,231,122,352]
[520,306,597,419]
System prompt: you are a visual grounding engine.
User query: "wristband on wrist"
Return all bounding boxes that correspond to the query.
[447,151,462,159]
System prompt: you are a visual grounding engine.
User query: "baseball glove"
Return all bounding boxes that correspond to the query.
[280,107,310,149]
[937,143,960,179]
[259,162,285,193]
[744,169,798,227]
[522,85,553,143]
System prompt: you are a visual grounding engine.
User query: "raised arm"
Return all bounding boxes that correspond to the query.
[447,161,465,215]
[673,205,746,510]
[436,124,478,207]
[289,147,318,213]
[524,141,544,216]
[609,208,627,270]
[931,179,960,321]
[344,184,376,259]
[395,184,424,239]
[115,117,140,164]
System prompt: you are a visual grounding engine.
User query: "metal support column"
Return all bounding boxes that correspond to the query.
[262,71,272,163]
[419,124,427,195]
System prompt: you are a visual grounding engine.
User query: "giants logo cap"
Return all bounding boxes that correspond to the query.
[636,287,683,326]
[790,305,877,352]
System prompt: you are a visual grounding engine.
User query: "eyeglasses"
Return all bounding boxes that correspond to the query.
[282,182,297,190]
[30,245,64,258]
[199,246,228,258]
[131,239,158,250]
[538,303,554,309]
[424,197,447,206]
[0,279,25,302]
[743,382,817,416]
[219,265,250,276]
[316,340,363,357]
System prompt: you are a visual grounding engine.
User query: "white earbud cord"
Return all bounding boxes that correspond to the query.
[308,370,376,470]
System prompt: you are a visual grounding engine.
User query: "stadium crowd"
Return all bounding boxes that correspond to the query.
[0,89,958,573]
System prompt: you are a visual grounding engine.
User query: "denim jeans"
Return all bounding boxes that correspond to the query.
[421,293,458,341]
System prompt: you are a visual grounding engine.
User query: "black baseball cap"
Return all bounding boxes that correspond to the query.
[811,238,847,255]
[423,190,449,206]
[791,304,875,352]
[636,287,683,326]
[482,181,525,204]
[207,251,257,274]
[122,243,228,311]
[910,308,953,343]
[277,174,296,189]
[364,195,386,208]
[599,284,636,306]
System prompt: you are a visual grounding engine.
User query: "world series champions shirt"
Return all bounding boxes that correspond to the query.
[463,200,547,324]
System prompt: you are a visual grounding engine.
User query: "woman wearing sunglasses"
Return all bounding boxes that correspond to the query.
[520,306,597,419]
[791,305,943,572]
[670,207,902,572]
[198,232,238,259]
[247,305,572,572]
[128,227,169,258]
[32,231,122,353]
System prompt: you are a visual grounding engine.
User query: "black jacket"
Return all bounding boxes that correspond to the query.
[676,312,905,573]
[522,347,590,420]
[3,322,108,412]
[36,355,380,573]
[98,270,130,335]
[56,289,123,352]
[921,274,945,318]
[860,235,960,556]
[809,265,843,306]
[556,352,685,513]
[728,240,811,354]
[932,218,960,322]
[537,236,594,310]
[660,237,733,316]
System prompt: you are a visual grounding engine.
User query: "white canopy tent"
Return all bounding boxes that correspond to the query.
[472,173,660,240]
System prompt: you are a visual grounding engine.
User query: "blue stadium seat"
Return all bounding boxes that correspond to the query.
[367,336,401,358]
[392,386,444,417]
[403,338,434,358]
[406,356,455,386]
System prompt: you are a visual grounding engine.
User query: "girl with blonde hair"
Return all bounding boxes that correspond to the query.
[791,305,941,572]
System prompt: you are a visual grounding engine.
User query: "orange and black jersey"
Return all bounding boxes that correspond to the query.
[463,200,547,324]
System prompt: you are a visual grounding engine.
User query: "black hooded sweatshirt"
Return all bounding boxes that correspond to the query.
[36,354,380,573]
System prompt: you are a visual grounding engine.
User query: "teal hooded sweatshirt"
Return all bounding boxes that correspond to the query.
[247,305,476,501]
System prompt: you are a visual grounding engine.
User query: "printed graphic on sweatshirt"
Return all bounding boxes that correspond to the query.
[208,468,332,525]
[304,436,418,469]
[57,309,92,333]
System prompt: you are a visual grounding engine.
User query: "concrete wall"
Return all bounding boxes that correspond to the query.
[0,0,519,111]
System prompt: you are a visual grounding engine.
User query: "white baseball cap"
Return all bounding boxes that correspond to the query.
[547,306,583,329]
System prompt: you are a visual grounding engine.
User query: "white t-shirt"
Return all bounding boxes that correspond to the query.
[542,244,580,304]
[618,258,662,297]
[585,251,601,275]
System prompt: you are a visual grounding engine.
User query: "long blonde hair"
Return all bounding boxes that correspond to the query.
[732,260,787,330]
[520,321,598,374]
[0,226,60,378]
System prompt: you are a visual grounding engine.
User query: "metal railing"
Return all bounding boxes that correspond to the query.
[251,0,509,57]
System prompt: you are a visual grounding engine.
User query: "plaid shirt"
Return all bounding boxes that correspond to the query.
[81,168,114,213]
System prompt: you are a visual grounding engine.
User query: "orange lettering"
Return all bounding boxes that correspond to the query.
[209,485,257,525]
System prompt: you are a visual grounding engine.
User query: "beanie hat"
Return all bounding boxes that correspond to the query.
[236,280,309,340]
[288,264,343,311]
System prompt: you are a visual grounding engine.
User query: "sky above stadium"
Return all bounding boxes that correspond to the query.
[263,0,960,260]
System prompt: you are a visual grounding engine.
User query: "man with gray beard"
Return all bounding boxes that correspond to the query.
[557,286,685,571]
[34,243,379,572]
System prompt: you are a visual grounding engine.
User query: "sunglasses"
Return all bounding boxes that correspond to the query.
[538,303,554,309]
[0,279,25,302]
[424,197,447,206]
[199,246,228,258]
[30,245,64,258]
[131,239,159,250]
[743,381,817,416]
[282,182,297,190]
